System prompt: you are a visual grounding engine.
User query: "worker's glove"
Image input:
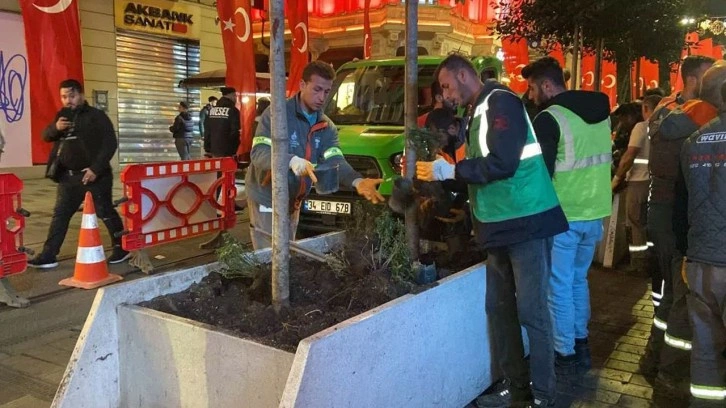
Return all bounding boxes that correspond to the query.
[289,156,318,183]
[435,208,467,224]
[354,178,385,204]
[416,159,455,181]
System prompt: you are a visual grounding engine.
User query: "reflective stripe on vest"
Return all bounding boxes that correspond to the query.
[474,90,543,161]
[545,107,611,172]
[653,316,668,331]
[691,385,726,400]
[323,147,343,159]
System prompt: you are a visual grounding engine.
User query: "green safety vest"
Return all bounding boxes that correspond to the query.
[542,105,612,221]
[468,89,561,223]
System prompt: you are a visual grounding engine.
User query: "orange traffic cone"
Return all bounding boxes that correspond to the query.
[59,192,123,290]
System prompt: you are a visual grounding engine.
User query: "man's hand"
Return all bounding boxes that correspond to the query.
[416,158,455,181]
[81,168,97,185]
[611,175,622,192]
[289,156,318,183]
[435,208,467,224]
[355,178,385,204]
[56,117,72,132]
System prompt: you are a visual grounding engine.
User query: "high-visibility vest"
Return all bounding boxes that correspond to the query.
[541,105,612,221]
[468,89,560,223]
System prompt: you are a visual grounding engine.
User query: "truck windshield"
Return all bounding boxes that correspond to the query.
[324,65,438,126]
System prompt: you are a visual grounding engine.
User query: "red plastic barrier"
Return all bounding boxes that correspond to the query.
[0,174,27,278]
[120,158,237,251]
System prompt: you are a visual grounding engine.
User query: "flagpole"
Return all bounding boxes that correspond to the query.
[269,0,291,309]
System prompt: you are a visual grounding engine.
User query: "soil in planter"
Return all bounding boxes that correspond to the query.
[143,240,484,352]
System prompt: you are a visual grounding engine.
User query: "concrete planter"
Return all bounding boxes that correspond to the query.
[52,232,493,408]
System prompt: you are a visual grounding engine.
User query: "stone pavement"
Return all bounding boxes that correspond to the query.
[0,180,690,408]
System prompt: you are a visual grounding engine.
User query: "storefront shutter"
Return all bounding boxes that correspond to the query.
[116,30,201,164]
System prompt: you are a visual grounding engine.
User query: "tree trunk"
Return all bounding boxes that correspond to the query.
[658,59,672,96]
[269,0,291,309]
[594,38,604,92]
[616,51,634,105]
[404,0,419,261]
[571,25,581,90]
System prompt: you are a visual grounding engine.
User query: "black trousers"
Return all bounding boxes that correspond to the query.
[42,171,124,257]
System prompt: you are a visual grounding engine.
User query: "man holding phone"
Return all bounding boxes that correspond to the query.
[28,79,128,269]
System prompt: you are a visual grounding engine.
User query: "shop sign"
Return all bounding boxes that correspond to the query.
[115,0,201,40]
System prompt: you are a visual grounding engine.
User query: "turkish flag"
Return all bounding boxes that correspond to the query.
[286,0,309,96]
[580,53,596,91]
[547,43,565,69]
[714,45,724,60]
[19,0,84,165]
[363,0,372,59]
[216,0,256,160]
[640,58,659,93]
[601,59,617,109]
[501,36,529,94]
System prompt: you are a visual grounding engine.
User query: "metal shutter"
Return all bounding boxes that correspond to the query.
[116,31,201,164]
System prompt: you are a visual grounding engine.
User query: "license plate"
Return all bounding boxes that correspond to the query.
[304,200,351,214]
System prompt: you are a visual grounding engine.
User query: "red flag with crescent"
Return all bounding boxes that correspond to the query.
[580,53,596,91]
[363,0,372,59]
[286,0,309,96]
[19,0,84,164]
[501,36,529,94]
[601,59,617,109]
[216,0,256,160]
[547,43,565,69]
[640,58,659,94]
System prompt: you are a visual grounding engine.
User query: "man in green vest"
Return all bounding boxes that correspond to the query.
[416,54,568,408]
[523,57,612,378]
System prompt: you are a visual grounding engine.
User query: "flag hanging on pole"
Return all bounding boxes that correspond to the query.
[286,0,309,96]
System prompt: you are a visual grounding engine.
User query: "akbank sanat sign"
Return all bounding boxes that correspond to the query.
[114,0,201,40]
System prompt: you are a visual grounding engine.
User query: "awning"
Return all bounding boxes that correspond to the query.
[178,69,226,89]
[178,70,274,92]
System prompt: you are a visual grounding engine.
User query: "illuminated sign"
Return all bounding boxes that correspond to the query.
[114,0,201,40]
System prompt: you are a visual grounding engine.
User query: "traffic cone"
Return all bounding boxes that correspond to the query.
[59,192,123,290]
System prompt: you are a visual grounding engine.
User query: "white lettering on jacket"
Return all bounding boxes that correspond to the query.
[697,132,726,144]
[209,107,230,117]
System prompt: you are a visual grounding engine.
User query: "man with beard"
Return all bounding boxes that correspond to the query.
[416,53,568,408]
[523,57,612,378]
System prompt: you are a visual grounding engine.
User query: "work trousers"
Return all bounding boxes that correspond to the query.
[486,237,556,403]
[625,181,649,256]
[686,261,726,407]
[42,171,124,257]
[247,196,300,250]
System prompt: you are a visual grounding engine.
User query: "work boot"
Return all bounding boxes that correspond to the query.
[555,352,580,378]
[638,347,659,380]
[27,253,59,269]
[574,337,592,371]
[108,246,131,264]
[654,371,690,397]
[475,378,531,408]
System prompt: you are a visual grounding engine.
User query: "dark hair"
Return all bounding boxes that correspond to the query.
[643,88,666,97]
[681,55,715,83]
[208,96,218,103]
[642,94,663,112]
[179,101,189,109]
[302,60,335,82]
[435,53,478,80]
[425,108,456,130]
[59,79,83,93]
[431,80,443,98]
[521,57,566,88]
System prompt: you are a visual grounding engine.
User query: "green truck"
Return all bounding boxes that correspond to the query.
[299,55,501,233]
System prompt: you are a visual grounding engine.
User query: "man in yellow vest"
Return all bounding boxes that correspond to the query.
[417,54,568,408]
[523,57,612,377]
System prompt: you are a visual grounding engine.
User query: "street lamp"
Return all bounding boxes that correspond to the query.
[680,17,696,25]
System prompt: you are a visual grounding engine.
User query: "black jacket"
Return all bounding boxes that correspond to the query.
[203,96,240,156]
[681,113,726,266]
[454,80,568,248]
[532,90,612,177]
[170,111,194,139]
[43,103,117,176]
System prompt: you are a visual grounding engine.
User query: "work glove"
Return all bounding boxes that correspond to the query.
[289,156,318,183]
[416,159,455,181]
[354,178,385,204]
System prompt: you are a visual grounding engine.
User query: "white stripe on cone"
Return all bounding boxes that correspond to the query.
[81,213,98,229]
[77,245,106,264]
